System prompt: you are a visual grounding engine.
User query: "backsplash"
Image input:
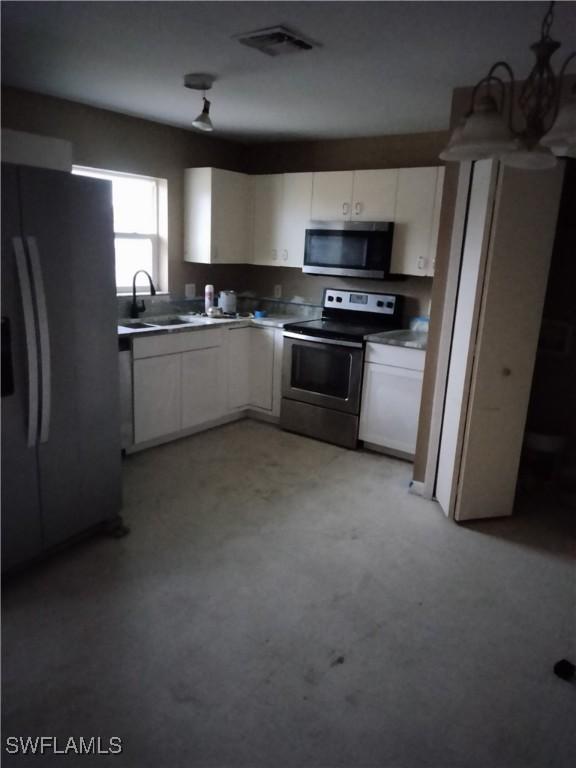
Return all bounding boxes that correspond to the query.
[117,293,322,321]
[119,265,432,327]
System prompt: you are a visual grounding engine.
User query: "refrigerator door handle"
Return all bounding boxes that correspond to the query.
[26,236,52,444]
[13,237,40,448]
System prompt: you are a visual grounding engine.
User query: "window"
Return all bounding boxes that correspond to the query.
[72,166,167,293]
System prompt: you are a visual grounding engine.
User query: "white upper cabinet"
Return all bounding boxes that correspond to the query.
[185,165,444,276]
[279,173,313,267]
[184,167,251,264]
[311,169,398,222]
[390,166,445,277]
[350,170,398,221]
[251,174,284,266]
[310,171,353,221]
[251,172,313,268]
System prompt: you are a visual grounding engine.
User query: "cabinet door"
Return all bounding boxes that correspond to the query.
[211,169,251,263]
[279,172,313,267]
[426,167,445,276]
[252,174,283,265]
[359,362,423,456]
[181,345,225,428]
[227,326,251,410]
[310,171,354,221]
[391,167,440,276]
[184,167,212,263]
[134,354,181,443]
[351,169,398,221]
[271,329,284,417]
[250,327,275,411]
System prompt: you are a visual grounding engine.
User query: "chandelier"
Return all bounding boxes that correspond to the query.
[440,1,576,169]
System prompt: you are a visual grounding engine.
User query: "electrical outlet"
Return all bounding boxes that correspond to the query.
[185,283,196,299]
[274,284,282,299]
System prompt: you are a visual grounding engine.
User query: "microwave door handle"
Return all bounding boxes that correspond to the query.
[13,237,40,448]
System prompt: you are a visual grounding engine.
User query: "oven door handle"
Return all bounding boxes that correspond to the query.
[283,331,363,349]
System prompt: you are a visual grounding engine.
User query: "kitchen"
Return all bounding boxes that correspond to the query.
[2,2,576,767]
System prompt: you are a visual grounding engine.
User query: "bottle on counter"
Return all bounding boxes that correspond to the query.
[204,284,214,315]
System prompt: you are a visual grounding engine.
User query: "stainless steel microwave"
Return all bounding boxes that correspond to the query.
[303,222,394,279]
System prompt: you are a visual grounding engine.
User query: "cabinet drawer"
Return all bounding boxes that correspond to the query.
[133,329,223,359]
[365,342,425,371]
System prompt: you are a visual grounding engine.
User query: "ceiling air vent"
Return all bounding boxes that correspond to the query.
[234,26,318,57]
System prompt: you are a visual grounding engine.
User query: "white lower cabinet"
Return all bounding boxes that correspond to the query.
[132,329,225,446]
[250,327,275,411]
[226,325,283,415]
[181,346,226,429]
[271,330,284,417]
[131,325,285,449]
[133,354,181,444]
[227,327,251,409]
[359,344,425,458]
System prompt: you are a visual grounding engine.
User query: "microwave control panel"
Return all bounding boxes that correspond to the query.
[323,289,397,315]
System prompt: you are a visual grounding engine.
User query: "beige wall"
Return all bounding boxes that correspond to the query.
[2,87,248,295]
[2,86,445,318]
[244,267,432,323]
[247,131,448,174]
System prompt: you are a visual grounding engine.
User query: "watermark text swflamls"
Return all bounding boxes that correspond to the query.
[5,736,122,756]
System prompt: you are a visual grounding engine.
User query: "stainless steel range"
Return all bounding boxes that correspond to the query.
[280,289,404,449]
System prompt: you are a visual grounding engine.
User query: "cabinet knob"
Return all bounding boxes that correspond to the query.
[272,249,278,261]
[282,250,288,261]
[342,202,350,217]
[417,256,426,271]
[354,202,362,216]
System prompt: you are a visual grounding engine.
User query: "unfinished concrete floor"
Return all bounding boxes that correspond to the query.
[3,420,576,767]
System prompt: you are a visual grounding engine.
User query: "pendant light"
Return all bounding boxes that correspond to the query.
[440,1,576,170]
[184,73,216,133]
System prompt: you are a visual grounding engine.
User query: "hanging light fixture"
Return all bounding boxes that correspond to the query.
[440,1,576,170]
[184,73,216,132]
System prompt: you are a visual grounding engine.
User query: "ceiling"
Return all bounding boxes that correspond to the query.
[2,1,576,143]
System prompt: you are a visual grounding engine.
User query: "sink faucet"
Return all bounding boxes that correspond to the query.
[130,270,157,318]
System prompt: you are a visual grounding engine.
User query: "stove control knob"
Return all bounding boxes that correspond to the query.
[336,296,343,303]
[377,300,384,307]
[328,295,334,301]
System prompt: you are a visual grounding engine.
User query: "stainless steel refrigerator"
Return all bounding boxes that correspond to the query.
[1,163,123,572]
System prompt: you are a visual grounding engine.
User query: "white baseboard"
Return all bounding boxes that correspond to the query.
[125,412,244,454]
[125,408,280,454]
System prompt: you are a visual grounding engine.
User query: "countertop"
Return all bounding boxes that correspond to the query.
[117,315,292,337]
[364,329,428,351]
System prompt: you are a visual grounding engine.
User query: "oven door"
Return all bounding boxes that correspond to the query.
[282,333,364,414]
